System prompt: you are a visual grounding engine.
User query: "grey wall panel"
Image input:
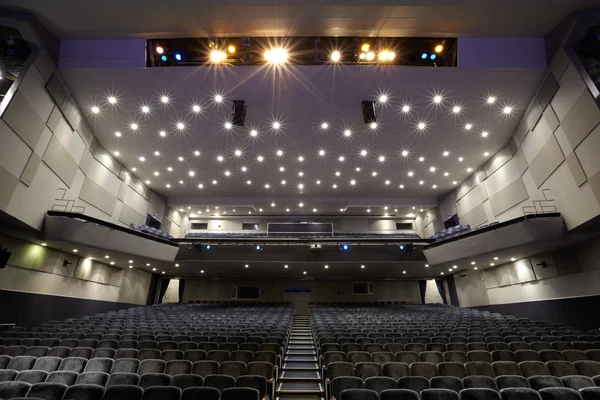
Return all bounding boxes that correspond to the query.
[18,65,55,123]
[566,153,587,187]
[20,153,41,187]
[0,164,19,210]
[575,124,600,178]
[513,149,529,176]
[42,136,78,187]
[513,117,529,145]
[529,135,565,188]
[118,203,146,226]
[45,74,69,108]
[475,168,487,182]
[543,105,559,133]
[79,177,118,216]
[2,90,46,149]
[76,119,94,147]
[33,50,57,84]
[560,90,600,149]
[522,115,554,163]
[535,73,559,110]
[551,63,586,121]
[485,144,515,176]
[89,140,122,176]
[79,149,94,175]
[460,203,488,228]
[0,120,32,179]
[489,178,529,216]
[588,170,600,206]
[549,48,570,82]
[525,97,543,132]
[46,106,62,133]
[455,173,480,201]
[60,98,82,131]
[34,127,53,157]
[553,126,573,156]
[161,217,173,236]
[479,182,488,201]
[117,181,127,201]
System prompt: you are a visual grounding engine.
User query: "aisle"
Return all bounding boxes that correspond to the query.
[276,315,324,400]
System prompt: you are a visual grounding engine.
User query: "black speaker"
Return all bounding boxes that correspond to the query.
[231,100,247,126]
[0,248,11,269]
[361,100,376,124]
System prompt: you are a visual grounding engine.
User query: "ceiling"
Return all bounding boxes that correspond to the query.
[61,65,544,214]
[3,0,597,39]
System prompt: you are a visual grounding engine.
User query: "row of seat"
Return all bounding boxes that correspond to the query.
[336,387,600,400]
[0,332,286,341]
[322,350,600,366]
[184,232,422,238]
[329,375,600,399]
[0,381,263,400]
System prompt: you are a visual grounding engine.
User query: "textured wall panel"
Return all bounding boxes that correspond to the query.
[0,120,32,178]
[123,186,149,216]
[588,170,600,207]
[60,98,82,131]
[513,149,529,176]
[79,177,118,215]
[551,63,587,121]
[513,115,530,145]
[89,139,122,176]
[42,136,78,187]
[525,97,543,131]
[455,174,480,201]
[118,202,146,226]
[575,124,600,178]
[117,181,127,201]
[33,50,57,83]
[485,144,515,176]
[560,90,600,149]
[489,178,529,217]
[2,90,46,149]
[484,157,521,198]
[543,105,559,133]
[553,126,573,156]
[20,153,41,187]
[18,65,55,122]
[48,114,86,164]
[460,203,488,228]
[46,106,61,133]
[479,182,488,201]
[566,153,587,187]
[529,135,565,188]
[86,158,121,196]
[34,127,53,157]
[549,48,570,81]
[456,185,483,216]
[0,165,19,210]
[78,149,94,176]
[522,116,554,163]
[535,73,559,110]
[45,74,69,108]
[147,191,167,222]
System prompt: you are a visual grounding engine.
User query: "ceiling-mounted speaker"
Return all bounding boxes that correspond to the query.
[361,100,376,124]
[232,100,247,126]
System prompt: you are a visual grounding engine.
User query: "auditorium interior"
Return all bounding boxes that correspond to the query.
[2,2,600,400]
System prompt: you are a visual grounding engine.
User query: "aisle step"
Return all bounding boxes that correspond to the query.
[287,350,316,356]
[285,355,317,362]
[277,382,324,395]
[282,361,319,370]
[280,370,321,381]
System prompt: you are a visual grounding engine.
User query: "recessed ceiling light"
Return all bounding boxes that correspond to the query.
[303,271,307,275]
[340,208,344,212]
[379,94,388,103]
[370,122,377,130]
[332,184,338,189]
[73,249,78,253]
[316,180,321,185]
[441,272,444,275]
[399,184,404,189]
[324,264,329,269]
[385,180,390,185]
[286,209,290,212]
[138,156,145,162]
[360,150,368,157]
[245,264,249,268]
[154,171,159,176]
[419,180,424,185]
[215,94,223,103]
[433,95,443,104]
[132,167,137,172]
[417,122,426,130]
[284,264,289,268]
[297,156,304,162]
[212,180,218,185]
[493,257,498,260]
[432,184,437,188]
[490,263,495,266]
[298,183,304,190]
[402,105,410,113]
[234,149,242,157]
[264,183,270,189]
[467,167,473,172]
[154,151,160,156]
[452,105,461,114]
[361,265,365,269]
[443,151,449,157]
[177,122,185,130]
[298,202,304,207]
[272,122,281,130]
[192,105,201,113]
[481,131,489,138]
[246,180,252,185]
[407,171,414,177]
[114,151,120,156]
[198,184,204,189]
[444,172,449,176]
[178,156,184,162]
[484,152,490,156]
[511,258,516,261]
[114,131,122,137]
[200,270,204,273]
[503,106,513,114]
[276,150,284,157]
[418,157,425,162]
[335,171,340,177]
[141,105,150,113]
[453,181,458,185]
[367,208,371,213]
[130,123,138,130]
[188,171,195,177]
[250,129,258,137]
[372,171,378,177]
[458,157,464,162]
[331,51,341,62]
[401,150,409,157]
[429,166,436,172]
[257,156,264,162]
[378,155,386,162]
[487,96,496,104]
[321,122,329,130]
[225,122,233,129]
[465,123,473,130]
[403,270,406,274]
[350,179,356,186]
[425,264,429,267]
[344,129,352,137]
[224,170,231,176]
[159,130,166,137]
[241,166,248,172]
[355,167,361,172]
[281,180,286,185]
[145,180,150,184]
[474,267,478,270]
[313,208,317,212]
[161,96,169,103]
[91,106,100,114]
[471,261,476,265]
[338,156,345,162]
[108,96,117,104]
[318,149,326,156]
[299,172,305,177]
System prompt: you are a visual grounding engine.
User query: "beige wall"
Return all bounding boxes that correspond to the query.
[184,278,421,313]
[0,234,152,305]
[0,48,167,232]
[454,236,600,307]
[437,49,600,233]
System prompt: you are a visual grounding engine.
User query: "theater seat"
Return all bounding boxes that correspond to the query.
[103,384,144,400]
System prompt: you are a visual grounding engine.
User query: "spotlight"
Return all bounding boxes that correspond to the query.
[430,54,437,60]
[435,45,443,53]
[361,43,370,52]
[256,245,261,251]
[175,53,183,61]
[359,53,367,60]
[231,100,247,126]
[210,50,226,62]
[421,52,428,59]
[331,51,341,62]
[156,46,164,54]
[161,55,167,62]
[265,48,288,64]
[228,45,236,53]
[342,244,349,251]
[400,245,405,250]
[366,52,375,61]
[206,245,211,250]
[361,101,377,124]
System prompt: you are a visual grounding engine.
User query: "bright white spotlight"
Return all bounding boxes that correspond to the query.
[402,105,410,113]
[366,52,375,61]
[192,105,201,112]
[481,131,489,138]
[401,150,409,157]
[272,121,281,130]
[503,106,513,114]
[465,123,473,130]
[215,94,223,103]
[331,51,341,62]
[161,96,169,103]
[108,96,117,104]
[433,95,443,104]
[370,122,377,130]
[225,122,233,129]
[318,150,326,156]
[344,129,352,137]
[350,179,356,185]
[250,129,258,137]
[417,122,426,130]
[379,94,388,103]
[234,149,242,157]
[159,130,166,137]
[265,48,288,64]
[130,123,138,130]
[210,50,227,63]
[452,106,461,114]
[115,131,122,137]
[91,106,100,114]
[487,96,496,104]
[141,105,150,113]
[176,122,185,130]
[321,122,329,130]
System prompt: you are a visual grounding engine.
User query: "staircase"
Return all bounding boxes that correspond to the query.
[276,315,324,400]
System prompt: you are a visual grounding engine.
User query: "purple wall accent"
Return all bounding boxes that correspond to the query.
[59,39,146,69]
[458,37,547,68]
